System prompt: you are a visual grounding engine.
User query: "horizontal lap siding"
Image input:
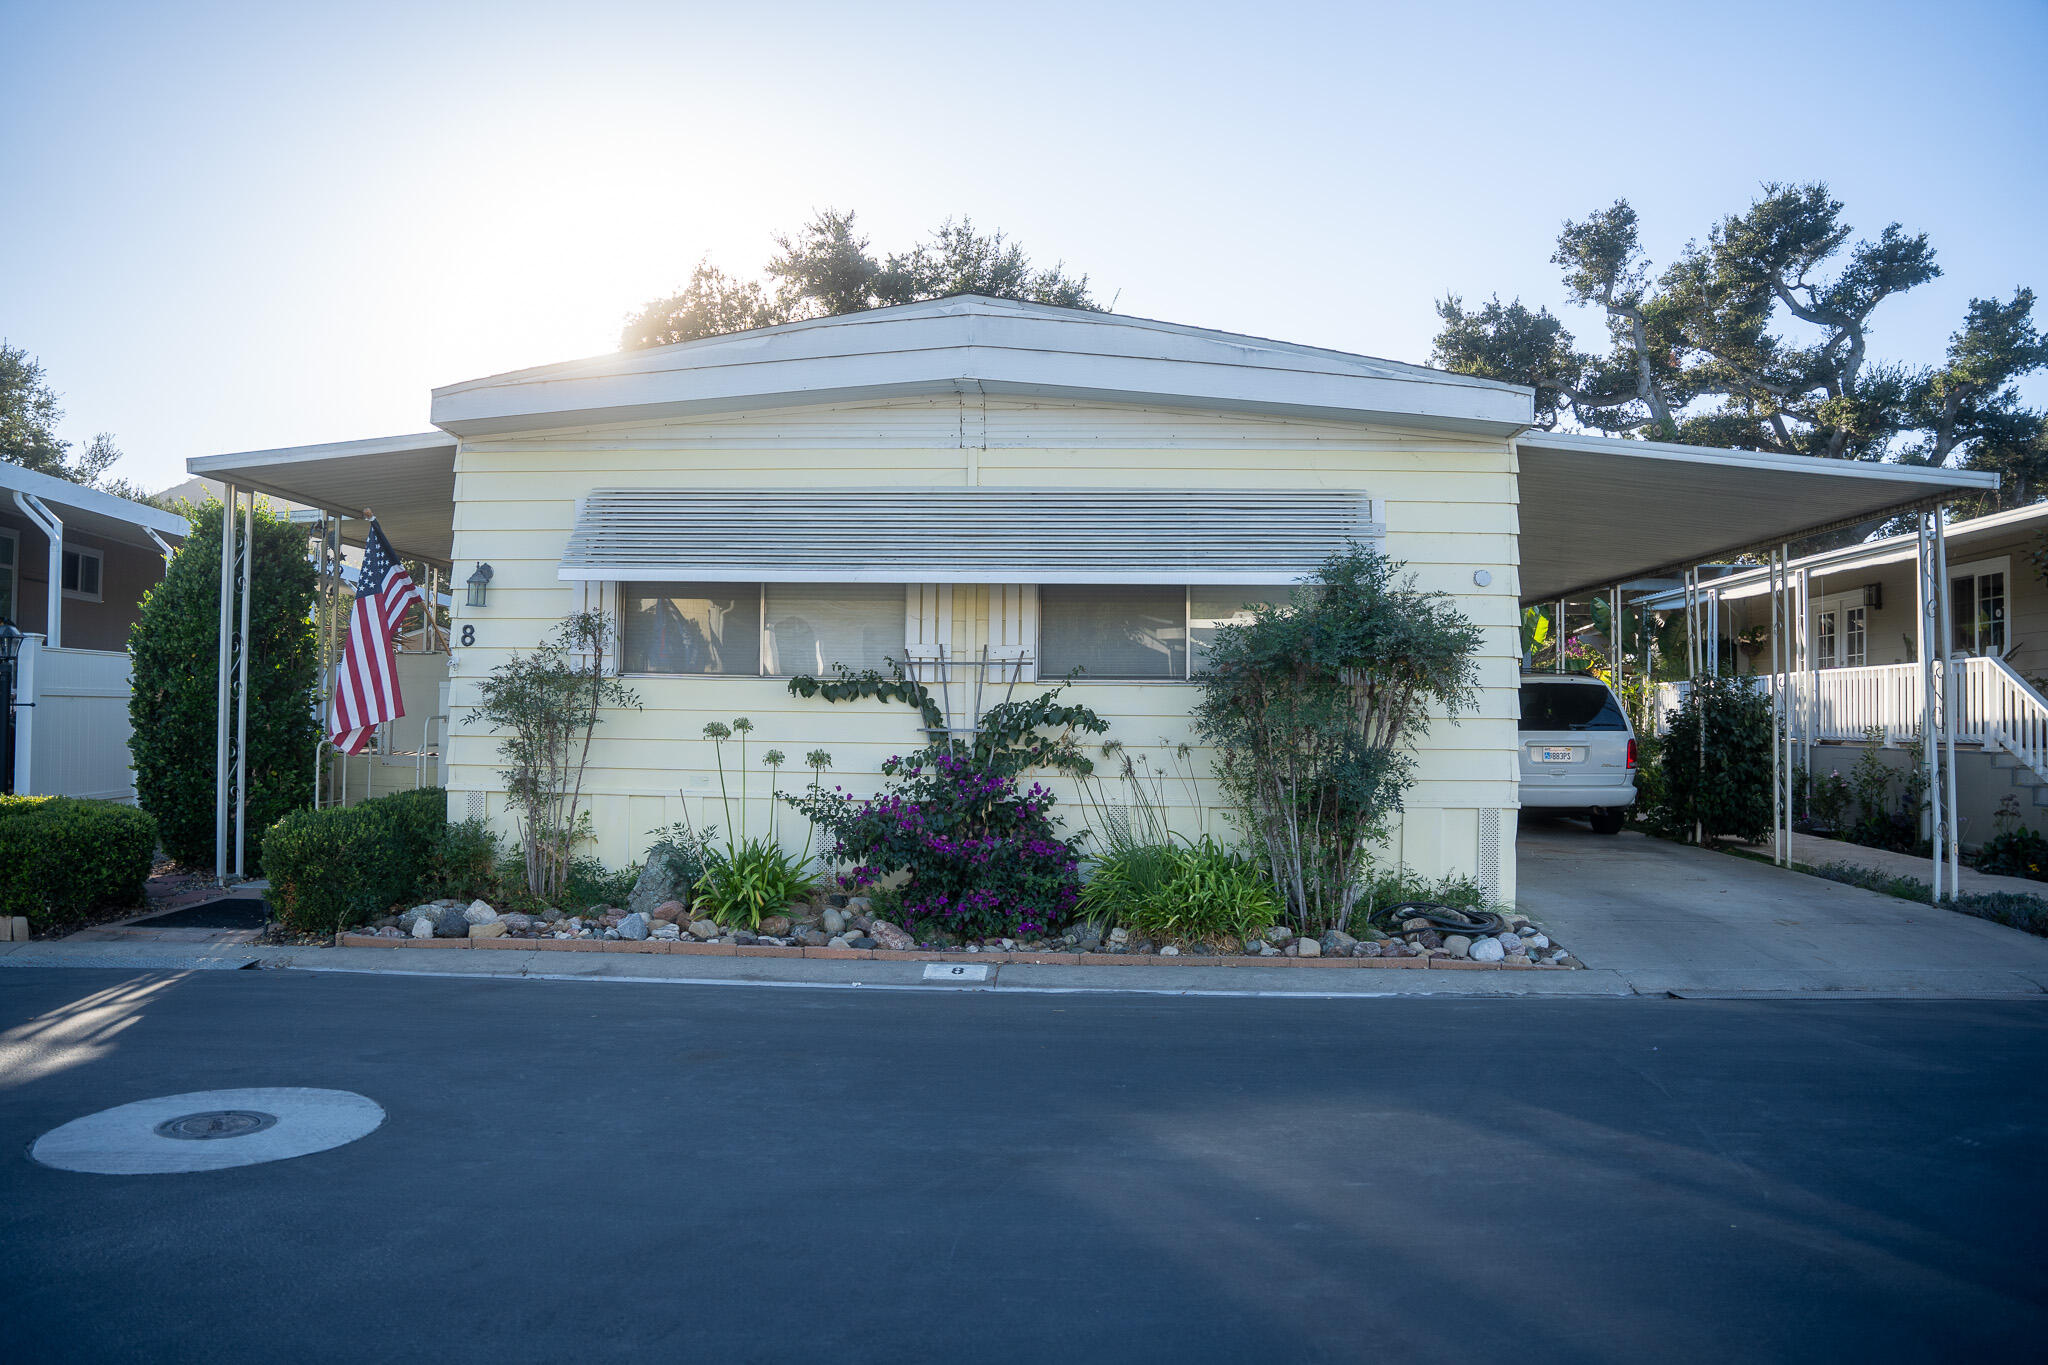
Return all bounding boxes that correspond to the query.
[444,397,1523,898]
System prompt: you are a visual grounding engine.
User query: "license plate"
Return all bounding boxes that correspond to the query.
[1533,746,1581,763]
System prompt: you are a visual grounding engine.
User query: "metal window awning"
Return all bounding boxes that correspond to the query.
[557,488,1383,585]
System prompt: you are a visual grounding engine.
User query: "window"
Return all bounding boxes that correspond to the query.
[1948,558,2008,656]
[0,528,15,621]
[1813,591,1871,669]
[1518,682,1629,732]
[61,546,102,601]
[619,582,903,676]
[1038,585,1187,680]
[1038,585,1290,681]
[1843,604,1867,667]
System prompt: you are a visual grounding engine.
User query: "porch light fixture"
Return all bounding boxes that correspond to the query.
[1,618,21,796]
[465,563,494,608]
[0,619,21,669]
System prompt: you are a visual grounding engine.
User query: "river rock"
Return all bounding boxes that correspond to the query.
[616,912,650,941]
[689,919,719,940]
[799,929,829,947]
[1443,934,1472,958]
[1296,937,1322,958]
[871,920,915,951]
[1158,944,1181,957]
[463,900,498,925]
[1322,930,1358,953]
[1265,926,1295,945]
[1469,937,1506,963]
[758,914,792,937]
[650,901,685,923]
[1522,932,1550,949]
[821,908,846,934]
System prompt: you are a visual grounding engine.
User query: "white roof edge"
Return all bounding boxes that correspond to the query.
[186,431,457,475]
[1515,429,2002,491]
[0,460,189,536]
[1634,499,2048,608]
[432,295,1533,400]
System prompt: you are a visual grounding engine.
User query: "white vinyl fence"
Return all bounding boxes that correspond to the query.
[10,636,138,801]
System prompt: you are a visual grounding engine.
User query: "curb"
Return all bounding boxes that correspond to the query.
[335,933,1574,971]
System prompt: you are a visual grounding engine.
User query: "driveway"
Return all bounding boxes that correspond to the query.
[1518,818,2048,996]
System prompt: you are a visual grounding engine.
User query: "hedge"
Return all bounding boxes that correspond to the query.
[0,796,159,927]
[261,787,452,933]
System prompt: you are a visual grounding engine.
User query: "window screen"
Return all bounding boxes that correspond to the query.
[621,583,760,675]
[1190,586,1285,669]
[1518,682,1628,732]
[763,584,903,676]
[1038,585,1186,680]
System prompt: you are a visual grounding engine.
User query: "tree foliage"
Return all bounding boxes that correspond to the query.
[1193,544,1482,933]
[128,498,319,868]
[1434,185,2046,498]
[0,341,147,498]
[468,612,640,902]
[622,210,1102,348]
[1645,675,1776,846]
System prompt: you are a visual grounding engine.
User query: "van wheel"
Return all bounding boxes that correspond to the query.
[1589,810,1625,835]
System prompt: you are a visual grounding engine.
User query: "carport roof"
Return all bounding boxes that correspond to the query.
[1514,431,1998,604]
[2,460,188,550]
[185,432,458,564]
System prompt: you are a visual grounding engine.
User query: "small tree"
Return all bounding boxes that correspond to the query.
[1650,675,1775,845]
[469,612,639,902]
[1194,545,1482,932]
[128,498,318,868]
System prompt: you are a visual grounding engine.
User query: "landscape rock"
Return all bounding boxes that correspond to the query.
[1401,917,1433,932]
[871,920,915,952]
[1108,927,1129,946]
[846,896,873,914]
[650,901,686,923]
[627,844,689,919]
[1443,934,1472,958]
[1469,937,1506,963]
[1265,926,1295,945]
[616,913,650,941]
[463,900,498,925]
[1321,930,1358,953]
[1158,944,1181,957]
[432,905,470,937]
[1297,937,1322,958]
[469,921,507,940]
[540,908,563,923]
[799,929,829,947]
[410,916,434,938]
[502,912,535,931]
[1522,932,1551,950]
[849,936,877,950]
[821,908,846,934]
[758,914,792,937]
[689,920,719,941]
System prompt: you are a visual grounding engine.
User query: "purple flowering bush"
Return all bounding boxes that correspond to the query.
[788,752,1082,939]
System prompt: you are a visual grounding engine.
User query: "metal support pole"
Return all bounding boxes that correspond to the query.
[234,490,253,879]
[1782,544,1797,865]
[1936,509,1960,895]
[214,486,236,882]
[1708,586,1720,678]
[1919,514,1942,901]
[1555,599,1565,673]
[1769,548,1783,865]
[1609,584,1622,685]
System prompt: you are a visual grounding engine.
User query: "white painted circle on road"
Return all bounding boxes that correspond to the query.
[30,1087,384,1174]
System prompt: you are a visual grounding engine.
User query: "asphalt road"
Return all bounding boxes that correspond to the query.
[3,969,2044,1363]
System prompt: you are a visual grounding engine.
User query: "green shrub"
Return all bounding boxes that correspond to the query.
[260,787,448,933]
[694,836,816,927]
[1080,839,1281,942]
[1646,675,1774,845]
[0,796,158,927]
[1972,827,2048,881]
[1810,859,2048,938]
[423,818,503,901]
[129,498,318,870]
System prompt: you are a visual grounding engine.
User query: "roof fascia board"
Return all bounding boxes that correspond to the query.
[1516,430,2000,494]
[186,431,457,476]
[0,460,188,537]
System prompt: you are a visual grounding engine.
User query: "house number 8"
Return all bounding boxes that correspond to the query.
[460,625,475,647]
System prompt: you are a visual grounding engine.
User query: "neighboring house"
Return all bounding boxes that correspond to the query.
[184,296,1992,896]
[1644,501,2048,846]
[2,462,187,799]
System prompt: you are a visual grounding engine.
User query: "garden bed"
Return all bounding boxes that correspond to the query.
[337,896,1580,969]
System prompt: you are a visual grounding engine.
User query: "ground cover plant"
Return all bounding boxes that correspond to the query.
[1808,860,2048,938]
[682,720,829,927]
[0,796,158,927]
[1193,544,1481,933]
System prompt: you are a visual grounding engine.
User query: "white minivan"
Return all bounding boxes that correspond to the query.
[1517,672,1637,834]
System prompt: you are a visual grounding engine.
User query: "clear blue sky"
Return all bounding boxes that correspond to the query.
[4,0,2043,492]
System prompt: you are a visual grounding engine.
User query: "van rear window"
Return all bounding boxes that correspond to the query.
[1519,682,1628,732]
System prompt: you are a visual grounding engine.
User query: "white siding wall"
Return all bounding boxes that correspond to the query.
[14,639,139,801]
[442,396,1524,900]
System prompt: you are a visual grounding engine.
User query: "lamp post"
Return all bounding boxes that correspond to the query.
[0,619,22,796]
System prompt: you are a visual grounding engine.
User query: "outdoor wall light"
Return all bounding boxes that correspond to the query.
[465,563,494,608]
[0,619,21,668]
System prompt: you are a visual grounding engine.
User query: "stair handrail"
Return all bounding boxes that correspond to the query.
[1972,655,2048,781]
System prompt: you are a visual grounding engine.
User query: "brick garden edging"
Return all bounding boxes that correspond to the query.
[333,933,1574,969]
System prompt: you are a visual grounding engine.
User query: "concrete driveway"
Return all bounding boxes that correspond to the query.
[1518,817,2048,997]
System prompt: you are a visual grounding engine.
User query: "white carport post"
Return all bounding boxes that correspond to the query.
[1768,547,1784,866]
[1916,512,1947,902]
[1935,509,1960,895]
[213,486,254,883]
[214,488,234,881]
[11,491,63,649]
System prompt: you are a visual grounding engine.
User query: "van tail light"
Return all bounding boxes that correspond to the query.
[1626,738,1638,769]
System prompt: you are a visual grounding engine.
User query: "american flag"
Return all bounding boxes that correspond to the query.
[329,519,424,755]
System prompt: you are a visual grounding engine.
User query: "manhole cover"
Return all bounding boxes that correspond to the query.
[30,1088,383,1174]
[155,1110,279,1140]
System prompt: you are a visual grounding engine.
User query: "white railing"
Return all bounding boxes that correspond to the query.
[1652,656,2048,778]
